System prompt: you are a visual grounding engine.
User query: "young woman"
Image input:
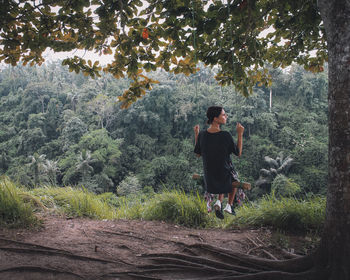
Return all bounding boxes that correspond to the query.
[194,106,246,219]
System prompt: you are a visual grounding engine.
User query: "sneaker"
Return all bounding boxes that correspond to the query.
[214,200,224,219]
[224,203,232,214]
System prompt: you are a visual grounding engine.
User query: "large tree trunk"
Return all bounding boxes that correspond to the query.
[317,0,350,279]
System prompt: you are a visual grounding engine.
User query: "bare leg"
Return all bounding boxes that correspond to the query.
[218,193,224,202]
[228,186,238,205]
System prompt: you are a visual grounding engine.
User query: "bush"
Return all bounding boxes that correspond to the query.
[0,177,38,227]
[117,173,142,196]
[142,190,211,228]
[271,174,301,197]
[228,194,326,233]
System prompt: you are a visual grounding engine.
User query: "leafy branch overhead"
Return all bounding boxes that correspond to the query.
[1,0,327,107]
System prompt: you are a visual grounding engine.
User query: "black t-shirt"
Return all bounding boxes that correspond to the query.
[194,130,239,194]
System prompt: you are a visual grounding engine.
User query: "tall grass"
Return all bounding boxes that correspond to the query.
[0,177,38,227]
[2,176,326,233]
[228,194,326,233]
[142,190,212,228]
[29,186,116,219]
[114,194,145,219]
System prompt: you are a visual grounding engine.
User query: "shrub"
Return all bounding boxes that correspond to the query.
[142,190,211,228]
[117,173,142,196]
[271,174,301,197]
[0,177,38,227]
[228,194,326,233]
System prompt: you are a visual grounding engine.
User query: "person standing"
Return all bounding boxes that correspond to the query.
[194,106,245,219]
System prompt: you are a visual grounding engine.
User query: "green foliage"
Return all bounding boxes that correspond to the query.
[97,192,119,208]
[142,190,211,228]
[229,194,326,233]
[255,153,295,196]
[29,186,116,219]
[0,0,327,106]
[0,177,38,227]
[0,176,325,234]
[271,174,301,197]
[117,173,142,196]
[0,62,328,199]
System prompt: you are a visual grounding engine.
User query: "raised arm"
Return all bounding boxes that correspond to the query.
[194,124,200,145]
[193,125,201,157]
[236,122,244,157]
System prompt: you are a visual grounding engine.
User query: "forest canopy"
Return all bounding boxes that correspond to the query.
[0,62,328,198]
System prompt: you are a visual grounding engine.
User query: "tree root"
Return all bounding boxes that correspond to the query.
[260,249,278,260]
[143,253,259,273]
[0,265,84,279]
[245,234,301,260]
[187,243,314,272]
[131,242,324,280]
[0,246,131,265]
[126,274,163,280]
[143,256,243,274]
[0,237,73,254]
[178,268,326,280]
[280,249,302,259]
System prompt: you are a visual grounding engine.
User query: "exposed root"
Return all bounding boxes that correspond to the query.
[244,235,301,261]
[260,249,278,260]
[0,237,73,254]
[97,271,163,280]
[187,243,314,272]
[245,235,278,260]
[143,253,259,273]
[0,265,84,279]
[280,249,302,259]
[126,274,163,280]
[177,268,326,280]
[145,256,237,274]
[0,246,132,265]
[131,243,323,280]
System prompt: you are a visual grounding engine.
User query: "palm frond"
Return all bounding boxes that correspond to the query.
[264,156,278,168]
[259,168,271,177]
[277,157,294,174]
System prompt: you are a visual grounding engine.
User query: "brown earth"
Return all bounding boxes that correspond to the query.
[0,214,311,280]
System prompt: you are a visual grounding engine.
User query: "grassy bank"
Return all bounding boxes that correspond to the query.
[0,177,326,233]
[0,177,38,227]
[230,194,326,233]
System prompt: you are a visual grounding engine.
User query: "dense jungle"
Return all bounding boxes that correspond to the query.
[0,62,328,200]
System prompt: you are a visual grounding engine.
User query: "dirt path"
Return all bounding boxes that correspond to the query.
[0,215,284,280]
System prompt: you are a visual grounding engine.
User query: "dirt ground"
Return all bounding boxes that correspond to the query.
[0,215,307,280]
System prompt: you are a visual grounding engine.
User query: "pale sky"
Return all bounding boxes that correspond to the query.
[43,49,113,66]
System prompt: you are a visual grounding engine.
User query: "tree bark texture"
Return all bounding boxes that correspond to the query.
[317,1,350,279]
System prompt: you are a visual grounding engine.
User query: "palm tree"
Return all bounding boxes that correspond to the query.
[75,150,94,186]
[28,153,46,186]
[42,159,59,185]
[256,152,294,192]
